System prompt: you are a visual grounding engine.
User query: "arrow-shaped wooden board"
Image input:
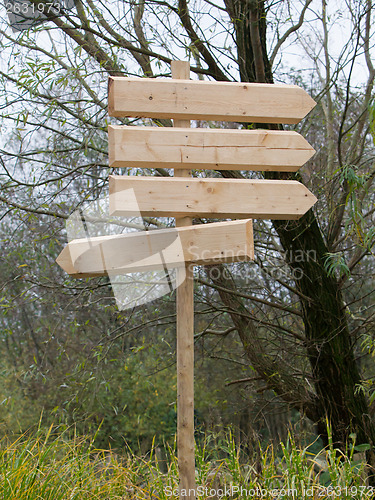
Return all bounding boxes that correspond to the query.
[108,77,316,124]
[108,126,315,172]
[109,177,317,220]
[56,219,253,277]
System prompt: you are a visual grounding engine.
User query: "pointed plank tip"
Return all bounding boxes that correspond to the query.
[56,245,77,275]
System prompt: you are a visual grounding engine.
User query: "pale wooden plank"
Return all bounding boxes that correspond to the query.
[108,126,315,171]
[108,77,316,124]
[55,220,254,277]
[109,176,317,220]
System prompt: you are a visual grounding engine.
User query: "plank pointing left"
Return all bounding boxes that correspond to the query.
[56,220,254,277]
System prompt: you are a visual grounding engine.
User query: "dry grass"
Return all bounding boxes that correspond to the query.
[0,426,371,499]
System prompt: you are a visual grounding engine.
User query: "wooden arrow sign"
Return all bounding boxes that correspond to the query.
[56,219,254,277]
[109,176,317,220]
[108,77,316,124]
[108,126,315,172]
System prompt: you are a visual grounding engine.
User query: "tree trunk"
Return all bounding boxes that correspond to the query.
[223,0,375,451]
[273,209,375,448]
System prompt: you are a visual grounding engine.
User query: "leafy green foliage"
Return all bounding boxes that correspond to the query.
[323,252,350,278]
[0,0,374,461]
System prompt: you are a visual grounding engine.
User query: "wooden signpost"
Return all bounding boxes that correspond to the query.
[108,126,314,171]
[56,219,254,276]
[109,177,316,220]
[57,61,316,499]
[108,76,316,123]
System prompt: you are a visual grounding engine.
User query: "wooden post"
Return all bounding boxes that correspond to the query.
[172,60,196,500]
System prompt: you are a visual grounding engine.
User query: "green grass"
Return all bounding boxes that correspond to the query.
[0,426,372,499]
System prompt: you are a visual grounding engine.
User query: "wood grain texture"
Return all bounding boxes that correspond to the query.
[55,219,254,277]
[108,126,315,171]
[108,76,316,124]
[171,61,196,500]
[171,61,197,500]
[109,176,317,219]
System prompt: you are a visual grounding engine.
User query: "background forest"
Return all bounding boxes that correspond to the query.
[0,0,374,470]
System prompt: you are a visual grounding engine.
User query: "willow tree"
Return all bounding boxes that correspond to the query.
[0,0,374,454]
